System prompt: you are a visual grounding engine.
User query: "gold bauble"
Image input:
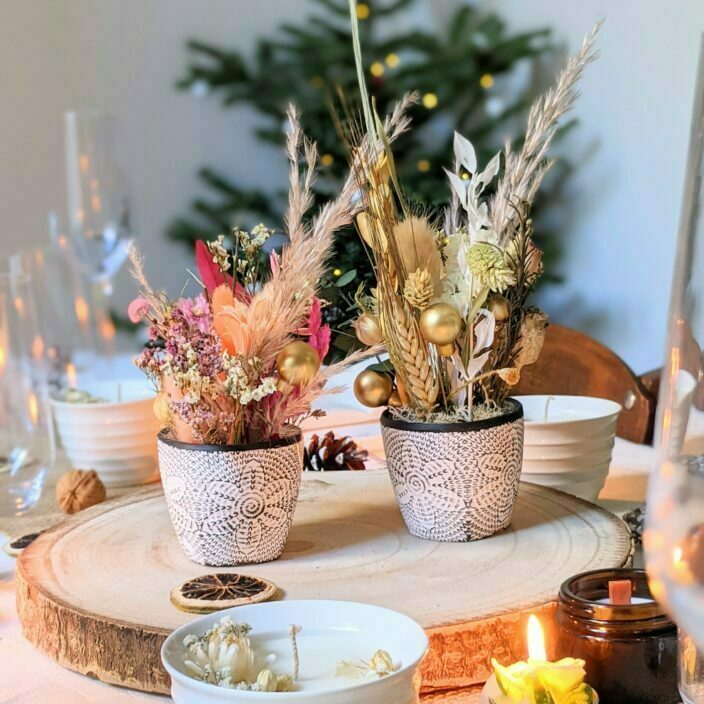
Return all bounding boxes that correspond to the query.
[153,392,171,427]
[276,341,321,386]
[354,370,393,408]
[353,313,384,346]
[419,302,462,356]
[388,390,403,408]
[488,295,510,322]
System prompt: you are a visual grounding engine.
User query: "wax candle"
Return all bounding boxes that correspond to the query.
[51,378,161,487]
[555,568,678,704]
[482,615,598,704]
[162,600,429,704]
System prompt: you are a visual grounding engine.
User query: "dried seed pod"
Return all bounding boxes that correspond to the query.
[56,469,106,514]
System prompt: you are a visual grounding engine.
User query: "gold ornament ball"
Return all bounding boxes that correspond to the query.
[353,313,384,346]
[354,370,393,408]
[153,392,171,427]
[488,295,510,322]
[276,341,321,386]
[419,302,462,355]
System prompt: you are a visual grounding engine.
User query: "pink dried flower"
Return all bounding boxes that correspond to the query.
[176,293,211,335]
[128,297,150,323]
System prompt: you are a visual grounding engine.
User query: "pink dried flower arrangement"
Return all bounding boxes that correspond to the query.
[128,106,396,446]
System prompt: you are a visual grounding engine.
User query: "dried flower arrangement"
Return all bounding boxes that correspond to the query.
[128,107,391,446]
[348,4,601,423]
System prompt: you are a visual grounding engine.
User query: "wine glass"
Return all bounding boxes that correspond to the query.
[0,256,55,516]
[645,36,704,679]
[64,110,133,296]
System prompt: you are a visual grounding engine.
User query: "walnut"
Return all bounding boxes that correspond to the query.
[56,469,106,514]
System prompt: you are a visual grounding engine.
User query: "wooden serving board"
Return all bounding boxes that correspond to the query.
[16,472,631,695]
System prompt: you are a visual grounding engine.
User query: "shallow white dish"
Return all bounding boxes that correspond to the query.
[51,379,161,487]
[161,600,428,704]
[514,395,621,502]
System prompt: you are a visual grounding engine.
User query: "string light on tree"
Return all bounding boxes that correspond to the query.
[332,267,343,277]
[422,92,438,109]
[321,153,334,167]
[370,62,385,77]
[356,2,370,20]
[417,159,431,173]
[480,73,495,89]
[310,76,324,89]
[385,53,400,68]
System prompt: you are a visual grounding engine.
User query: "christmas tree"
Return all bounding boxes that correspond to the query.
[170,0,568,358]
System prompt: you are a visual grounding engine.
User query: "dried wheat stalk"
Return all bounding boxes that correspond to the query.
[492,21,602,244]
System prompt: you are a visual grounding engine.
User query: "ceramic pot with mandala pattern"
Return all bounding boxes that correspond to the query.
[381,399,524,542]
[157,431,303,566]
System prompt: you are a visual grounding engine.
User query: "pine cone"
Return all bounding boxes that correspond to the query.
[304,432,368,471]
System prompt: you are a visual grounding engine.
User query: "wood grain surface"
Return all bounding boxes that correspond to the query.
[16,472,631,695]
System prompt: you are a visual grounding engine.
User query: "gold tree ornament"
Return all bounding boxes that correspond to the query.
[153,392,171,427]
[276,341,321,386]
[353,312,384,346]
[354,370,393,407]
[487,295,511,322]
[419,302,463,356]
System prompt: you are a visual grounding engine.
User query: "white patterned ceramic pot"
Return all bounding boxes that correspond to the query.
[381,399,524,542]
[157,432,303,567]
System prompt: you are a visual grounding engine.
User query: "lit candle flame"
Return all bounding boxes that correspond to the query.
[527,615,547,661]
[66,362,77,389]
[27,392,38,426]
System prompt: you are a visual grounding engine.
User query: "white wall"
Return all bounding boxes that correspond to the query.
[1,0,703,372]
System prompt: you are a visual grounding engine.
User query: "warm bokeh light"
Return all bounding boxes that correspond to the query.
[422,92,438,109]
[66,362,78,389]
[74,297,89,328]
[480,73,495,89]
[321,153,334,167]
[0,345,5,377]
[14,296,25,316]
[31,335,44,360]
[370,62,384,77]
[356,2,370,20]
[79,153,89,173]
[27,392,38,426]
[417,159,431,172]
[91,194,101,212]
[527,615,547,661]
[385,52,400,68]
[100,316,116,343]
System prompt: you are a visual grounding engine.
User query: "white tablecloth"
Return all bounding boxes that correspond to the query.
[0,393,654,704]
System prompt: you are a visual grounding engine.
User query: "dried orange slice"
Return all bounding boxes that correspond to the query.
[170,573,277,614]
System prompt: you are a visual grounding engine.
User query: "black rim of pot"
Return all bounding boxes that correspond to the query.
[380,398,523,433]
[157,428,302,453]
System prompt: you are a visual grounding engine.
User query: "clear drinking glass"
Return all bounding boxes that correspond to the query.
[0,259,55,516]
[645,37,704,657]
[12,244,95,388]
[64,110,133,296]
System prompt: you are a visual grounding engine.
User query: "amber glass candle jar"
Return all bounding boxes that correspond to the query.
[556,568,678,704]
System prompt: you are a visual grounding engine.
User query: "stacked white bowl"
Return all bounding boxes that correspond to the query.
[51,379,161,487]
[514,395,621,502]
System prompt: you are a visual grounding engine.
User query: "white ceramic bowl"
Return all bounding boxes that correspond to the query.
[514,395,621,502]
[51,379,161,487]
[161,600,428,704]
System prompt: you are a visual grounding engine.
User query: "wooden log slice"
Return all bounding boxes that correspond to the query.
[16,472,631,695]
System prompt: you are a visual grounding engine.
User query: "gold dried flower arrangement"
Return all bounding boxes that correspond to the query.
[347,2,601,423]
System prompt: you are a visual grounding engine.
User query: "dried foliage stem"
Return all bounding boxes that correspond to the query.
[491,21,602,245]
